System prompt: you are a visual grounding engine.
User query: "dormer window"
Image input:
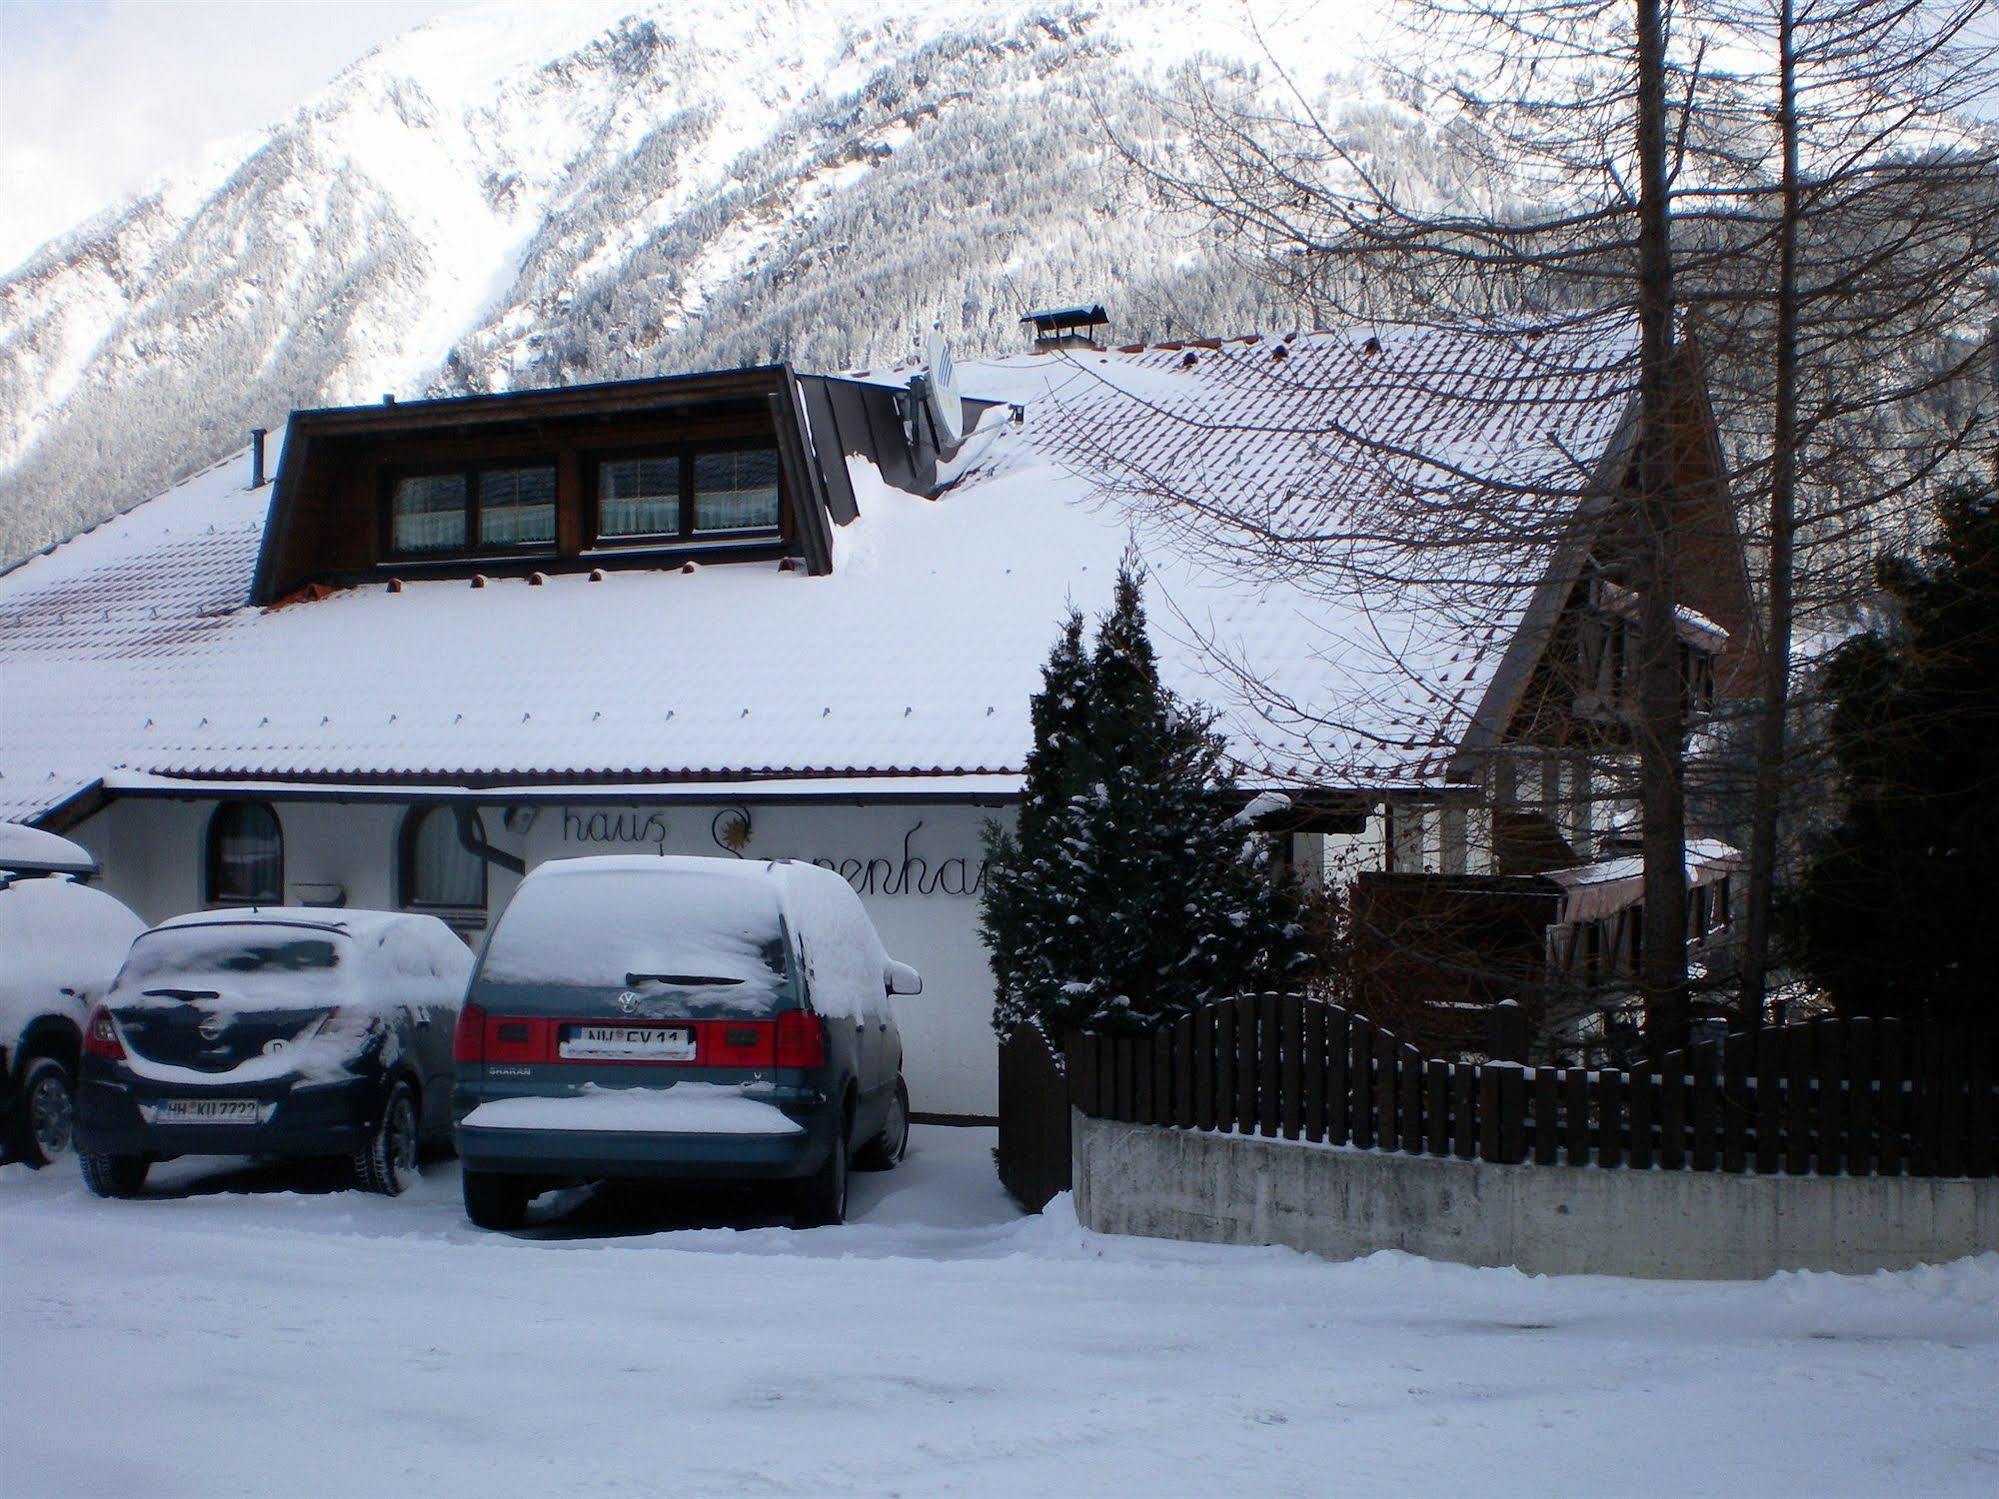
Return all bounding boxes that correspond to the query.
[591,443,782,548]
[388,463,556,557]
[694,448,780,533]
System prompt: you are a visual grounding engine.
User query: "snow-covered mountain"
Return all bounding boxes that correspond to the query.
[0,0,1393,566]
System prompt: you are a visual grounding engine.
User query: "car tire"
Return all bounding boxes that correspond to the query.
[10,1054,76,1168]
[794,1102,852,1228]
[79,1151,149,1198]
[855,1076,909,1171]
[462,1168,532,1230]
[353,1079,421,1196]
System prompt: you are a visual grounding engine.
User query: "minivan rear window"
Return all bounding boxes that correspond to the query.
[479,868,790,1003]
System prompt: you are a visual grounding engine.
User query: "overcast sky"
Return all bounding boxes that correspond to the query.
[0,0,477,271]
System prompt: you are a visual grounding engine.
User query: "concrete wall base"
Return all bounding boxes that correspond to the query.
[1071,1111,1999,1279]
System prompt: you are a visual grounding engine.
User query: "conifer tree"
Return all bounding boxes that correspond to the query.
[982,565,1314,1038]
[1794,488,1999,1036]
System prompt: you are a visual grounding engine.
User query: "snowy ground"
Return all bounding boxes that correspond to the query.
[4,1127,1996,1498]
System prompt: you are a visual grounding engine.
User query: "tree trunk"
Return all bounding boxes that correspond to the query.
[1634,0,1689,1054]
[1739,0,1801,1030]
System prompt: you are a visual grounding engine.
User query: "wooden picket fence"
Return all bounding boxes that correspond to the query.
[1062,995,1999,1178]
[997,1022,1072,1212]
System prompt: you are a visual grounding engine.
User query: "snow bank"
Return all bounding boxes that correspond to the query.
[460,1082,803,1135]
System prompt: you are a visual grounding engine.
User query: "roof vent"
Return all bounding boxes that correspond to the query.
[1021,303,1108,351]
[1361,335,1383,357]
[249,428,269,489]
[381,392,397,405]
[1180,350,1199,369]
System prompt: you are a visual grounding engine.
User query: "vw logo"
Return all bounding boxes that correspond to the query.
[616,992,643,1014]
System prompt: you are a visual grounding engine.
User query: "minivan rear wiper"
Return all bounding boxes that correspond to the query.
[624,973,745,988]
[142,987,222,1001]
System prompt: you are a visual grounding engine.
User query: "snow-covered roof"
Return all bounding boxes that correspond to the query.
[1543,838,1742,924]
[0,323,1638,824]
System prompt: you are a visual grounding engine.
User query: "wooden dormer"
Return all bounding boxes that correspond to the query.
[251,365,880,605]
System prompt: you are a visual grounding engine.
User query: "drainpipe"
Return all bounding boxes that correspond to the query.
[454,805,526,876]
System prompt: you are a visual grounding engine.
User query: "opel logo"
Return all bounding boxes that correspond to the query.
[198,1016,226,1041]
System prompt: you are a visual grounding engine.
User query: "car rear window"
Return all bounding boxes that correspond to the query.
[113,924,354,1010]
[479,867,790,1006]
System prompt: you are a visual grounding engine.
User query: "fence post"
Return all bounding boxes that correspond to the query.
[1236,995,1259,1135]
[1723,1031,1751,1174]
[1174,1015,1195,1129]
[1374,1027,1399,1152]
[1627,1062,1653,1170]
[1534,1066,1560,1165]
[1785,1025,1813,1175]
[1280,994,1304,1141]
[1846,1018,1875,1177]
[1258,993,1282,1138]
[1565,1066,1591,1166]
[1327,1008,1351,1147]
[1597,1067,1624,1170]
[1452,1062,1477,1159]
[1756,1026,1783,1175]
[1426,1058,1451,1157]
[1816,1017,1846,1176]
[1692,1041,1719,1172]
[1658,1050,1686,1171]
[1877,1018,1904,1176]
[1350,1015,1375,1149]
[1304,1003,1327,1144]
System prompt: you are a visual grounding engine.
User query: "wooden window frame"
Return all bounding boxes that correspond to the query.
[205,801,284,906]
[397,804,488,918]
[587,438,784,552]
[380,458,561,563]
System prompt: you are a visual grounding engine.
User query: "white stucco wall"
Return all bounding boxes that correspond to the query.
[62,794,1009,1118]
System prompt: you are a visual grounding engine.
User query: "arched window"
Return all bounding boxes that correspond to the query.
[400,805,486,913]
[207,802,283,904]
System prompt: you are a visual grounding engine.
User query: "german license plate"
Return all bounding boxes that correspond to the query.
[148,1098,262,1125]
[559,1025,695,1061]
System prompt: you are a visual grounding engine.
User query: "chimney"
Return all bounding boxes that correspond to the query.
[249,428,268,489]
[382,392,397,405]
[1020,303,1108,352]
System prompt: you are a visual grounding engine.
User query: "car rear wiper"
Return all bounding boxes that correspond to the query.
[624,972,745,988]
[142,987,222,1001]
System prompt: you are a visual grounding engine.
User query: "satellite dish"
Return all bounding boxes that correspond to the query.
[923,328,964,446]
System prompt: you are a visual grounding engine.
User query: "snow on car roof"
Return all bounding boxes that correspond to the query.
[0,323,1634,823]
[145,906,433,942]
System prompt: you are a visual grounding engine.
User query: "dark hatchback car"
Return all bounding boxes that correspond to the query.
[74,909,473,1197]
[453,855,919,1230]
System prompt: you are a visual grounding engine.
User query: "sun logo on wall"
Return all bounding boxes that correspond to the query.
[711,806,754,857]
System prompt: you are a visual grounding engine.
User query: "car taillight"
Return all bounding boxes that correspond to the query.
[774,1009,827,1069]
[84,1006,125,1061]
[453,1001,487,1064]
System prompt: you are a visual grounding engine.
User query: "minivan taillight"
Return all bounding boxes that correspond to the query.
[774,1009,827,1069]
[84,1006,125,1061]
[453,1002,487,1064]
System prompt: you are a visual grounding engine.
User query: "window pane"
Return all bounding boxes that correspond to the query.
[598,457,681,538]
[479,466,555,547]
[693,449,780,533]
[211,804,282,903]
[407,807,484,909]
[391,474,468,553]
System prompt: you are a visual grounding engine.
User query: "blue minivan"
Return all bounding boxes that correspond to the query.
[452,855,919,1230]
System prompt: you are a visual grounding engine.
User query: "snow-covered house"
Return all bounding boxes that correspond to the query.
[0,320,1756,1113]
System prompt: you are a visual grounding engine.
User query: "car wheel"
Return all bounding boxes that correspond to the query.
[462,1169,532,1230]
[855,1076,909,1171]
[79,1151,149,1198]
[11,1055,76,1168]
[794,1102,852,1228]
[354,1080,421,1196]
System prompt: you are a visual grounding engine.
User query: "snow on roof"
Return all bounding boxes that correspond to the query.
[0,324,1637,824]
[1543,838,1742,924]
